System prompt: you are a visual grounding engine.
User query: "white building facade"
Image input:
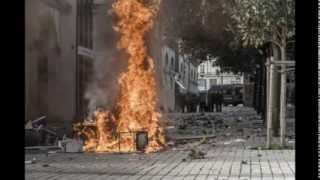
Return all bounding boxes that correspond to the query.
[197,59,244,92]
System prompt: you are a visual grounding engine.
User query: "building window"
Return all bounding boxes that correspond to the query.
[208,61,213,73]
[198,79,206,88]
[209,79,217,87]
[165,53,168,67]
[172,77,175,88]
[174,57,179,72]
[216,69,220,76]
[171,57,175,70]
[200,64,205,73]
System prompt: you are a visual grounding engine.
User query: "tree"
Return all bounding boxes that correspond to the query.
[159,0,232,64]
[221,0,295,51]
[221,0,295,147]
[159,0,269,74]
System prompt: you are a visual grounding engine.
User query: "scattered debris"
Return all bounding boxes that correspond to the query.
[25,146,62,151]
[199,136,208,144]
[25,121,33,130]
[223,141,231,145]
[188,148,206,159]
[25,157,37,164]
[166,107,294,152]
[58,137,83,153]
[241,160,248,165]
[167,141,175,146]
[236,117,243,122]
[25,116,60,147]
[172,134,216,141]
[47,150,58,154]
[223,138,246,145]
[25,160,35,164]
[234,138,246,143]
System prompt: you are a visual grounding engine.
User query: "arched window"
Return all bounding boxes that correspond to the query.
[171,57,174,69]
[200,64,205,73]
[165,53,169,67]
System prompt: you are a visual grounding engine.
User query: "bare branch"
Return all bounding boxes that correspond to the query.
[270,40,282,49]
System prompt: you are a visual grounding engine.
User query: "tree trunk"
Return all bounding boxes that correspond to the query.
[265,56,270,127]
[279,43,287,147]
[271,44,281,137]
[261,58,266,125]
[266,57,273,149]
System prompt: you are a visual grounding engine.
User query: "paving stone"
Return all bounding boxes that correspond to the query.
[25,107,295,180]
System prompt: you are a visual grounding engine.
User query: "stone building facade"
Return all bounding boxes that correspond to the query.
[25,0,201,134]
[25,0,93,134]
[25,0,77,131]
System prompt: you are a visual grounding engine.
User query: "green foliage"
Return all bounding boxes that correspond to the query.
[221,0,295,48]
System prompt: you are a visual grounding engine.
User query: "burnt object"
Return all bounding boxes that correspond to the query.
[136,131,148,152]
[25,116,58,146]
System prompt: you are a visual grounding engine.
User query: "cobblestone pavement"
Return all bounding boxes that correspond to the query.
[25,107,295,180]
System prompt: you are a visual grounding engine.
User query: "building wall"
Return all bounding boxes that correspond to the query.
[25,0,77,131]
[197,59,244,92]
[83,0,129,116]
[159,46,176,112]
[187,61,199,94]
[76,0,94,120]
[176,55,198,94]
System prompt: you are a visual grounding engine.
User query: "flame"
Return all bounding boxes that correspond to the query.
[74,0,166,153]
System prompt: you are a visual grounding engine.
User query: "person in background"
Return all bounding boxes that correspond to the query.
[200,94,206,112]
[211,91,217,112]
[217,90,223,112]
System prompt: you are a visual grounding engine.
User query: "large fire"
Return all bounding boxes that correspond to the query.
[73,0,166,153]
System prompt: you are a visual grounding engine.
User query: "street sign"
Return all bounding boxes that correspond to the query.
[77,46,95,59]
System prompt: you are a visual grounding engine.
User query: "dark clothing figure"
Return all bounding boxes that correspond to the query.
[211,92,217,112]
[216,91,223,112]
[200,102,206,112]
[199,94,207,113]
[219,92,223,111]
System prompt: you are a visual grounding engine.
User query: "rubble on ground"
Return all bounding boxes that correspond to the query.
[188,148,206,159]
[166,106,295,149]
[25,116,62,147]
